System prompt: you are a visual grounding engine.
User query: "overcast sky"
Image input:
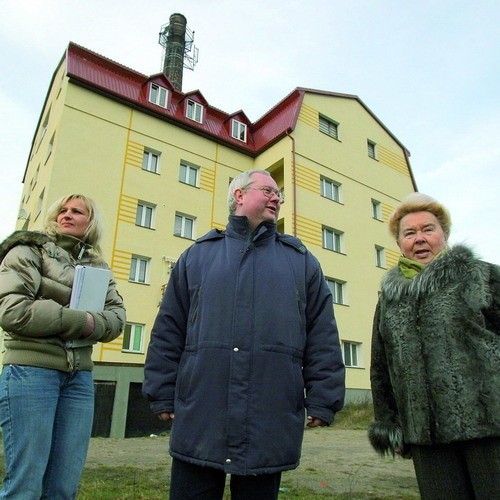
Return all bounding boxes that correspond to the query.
[1,0,498,263]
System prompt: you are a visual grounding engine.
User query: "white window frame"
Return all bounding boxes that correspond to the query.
[326,278,346,305]
[122,322,145,353]
[186,99,203,123]
[149,83,168,108]
[136,201,155,229]
[142,149,160,173]
[368,140,377,159]
[323,227,343,253]
[372,199,382,220]
[231,120,247,142]
[375,245,385,268]
[321,177,341,202]
[129,255,150,284]
[179,162,199,187]
[319,114,339,140]
[342,341,361,367]
[174,213,195,239]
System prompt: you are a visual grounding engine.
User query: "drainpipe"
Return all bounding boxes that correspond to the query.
[286,131,297,237]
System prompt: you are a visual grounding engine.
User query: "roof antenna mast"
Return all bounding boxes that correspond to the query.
[159,13,198,91]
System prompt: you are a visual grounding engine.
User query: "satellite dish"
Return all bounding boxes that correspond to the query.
[17,209,28,220]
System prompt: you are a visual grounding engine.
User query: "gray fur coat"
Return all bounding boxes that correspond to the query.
[369,245,500,455]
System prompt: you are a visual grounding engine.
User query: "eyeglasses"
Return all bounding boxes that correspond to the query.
[245,186,285,204]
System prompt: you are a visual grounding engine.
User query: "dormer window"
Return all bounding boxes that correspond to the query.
[149,83,168,108]
[186,99,203,123]
[231,120,247,142]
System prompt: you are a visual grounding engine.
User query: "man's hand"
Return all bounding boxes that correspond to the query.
[158,412,175,421]
[306,416,328,428]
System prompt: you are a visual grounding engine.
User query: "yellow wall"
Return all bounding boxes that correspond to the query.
[15,66,415,393]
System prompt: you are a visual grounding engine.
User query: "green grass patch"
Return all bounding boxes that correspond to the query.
[78,467,168,499]
[334,400,374,430]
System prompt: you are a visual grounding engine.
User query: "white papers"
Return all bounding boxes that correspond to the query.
[67,265,111,348]
[70,265,111,311]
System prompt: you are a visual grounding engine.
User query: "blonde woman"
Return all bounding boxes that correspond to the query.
[0,194,126,498]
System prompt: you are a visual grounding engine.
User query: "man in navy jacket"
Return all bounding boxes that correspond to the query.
[143,169,345,499]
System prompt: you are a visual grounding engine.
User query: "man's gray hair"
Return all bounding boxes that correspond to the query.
[227,170,272,214]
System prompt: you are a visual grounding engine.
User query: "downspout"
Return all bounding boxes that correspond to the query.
[286,131,297,237]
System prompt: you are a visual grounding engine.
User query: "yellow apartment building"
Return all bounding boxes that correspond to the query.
[12,41,416,437]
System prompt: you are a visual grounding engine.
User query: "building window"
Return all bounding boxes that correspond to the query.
[179,162,199,186]
[368,140,377,159]
[326,278,346,305]
[32,164,40,188]
[142,149,159,173]
[136,202,155,228]
[375,246,385,268]
[175,213,195,239]
[342,341,360,367]
[122,322,144,353]
[319,114,339,140]
[372,199,382,220]
[129,256,150,284]
[46,133,55,163]
[149,83,168,108]
[321,177,341,202]
[186,99,203,123]
[323,227,343,253]
[36,189,45,219]
[231,120,247,142]
[38,107,51,150]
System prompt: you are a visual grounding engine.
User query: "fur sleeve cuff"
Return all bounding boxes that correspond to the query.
[368,421,405,457]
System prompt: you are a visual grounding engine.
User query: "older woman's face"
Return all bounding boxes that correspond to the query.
[56,198,90,240]
[398,211,447,264]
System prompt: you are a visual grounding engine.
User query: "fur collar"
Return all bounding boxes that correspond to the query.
[0,230,53,264]
[381,245,491,309]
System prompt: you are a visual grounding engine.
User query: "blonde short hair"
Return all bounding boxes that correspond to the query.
[44,194,104,256]
[389,193,452,240]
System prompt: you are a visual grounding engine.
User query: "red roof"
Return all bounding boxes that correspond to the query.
[62,42,409,156]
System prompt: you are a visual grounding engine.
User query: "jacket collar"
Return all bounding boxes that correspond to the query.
[226,215,276,243]
[381,244,481,301]
[0,230,92,265]
[54,233,90,260]
[0,230,52,264]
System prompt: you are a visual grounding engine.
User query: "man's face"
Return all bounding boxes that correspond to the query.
[234,173,282,230]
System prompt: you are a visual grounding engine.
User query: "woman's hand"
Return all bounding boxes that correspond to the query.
[81,313,95,337]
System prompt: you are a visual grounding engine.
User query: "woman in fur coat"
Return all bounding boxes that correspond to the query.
[0,194,126,499]
[369,193,499,499]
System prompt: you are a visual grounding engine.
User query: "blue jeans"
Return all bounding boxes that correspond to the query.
[0,365,94,499]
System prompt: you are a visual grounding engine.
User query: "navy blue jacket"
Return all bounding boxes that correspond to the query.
[143,216,345,475]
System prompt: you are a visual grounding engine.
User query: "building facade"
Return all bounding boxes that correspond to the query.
[12,42,416,437]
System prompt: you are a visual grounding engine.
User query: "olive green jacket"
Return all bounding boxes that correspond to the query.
[0,231,126,372]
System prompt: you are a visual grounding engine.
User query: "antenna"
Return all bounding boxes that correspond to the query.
[17,209,28,220]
